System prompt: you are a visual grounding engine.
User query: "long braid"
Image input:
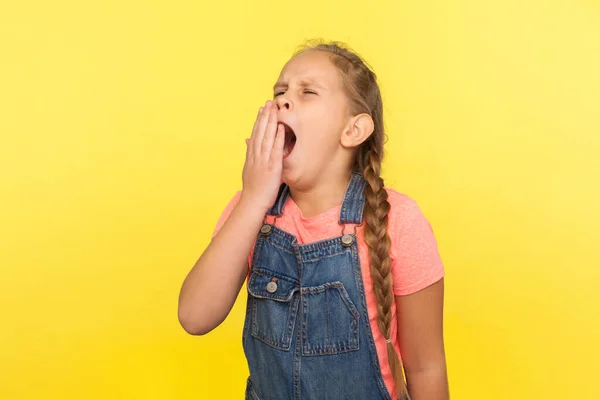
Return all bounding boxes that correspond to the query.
[297,40,410,399]
[362,142,410,400]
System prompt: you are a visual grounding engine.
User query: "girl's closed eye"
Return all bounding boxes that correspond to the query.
[274,90,317,96]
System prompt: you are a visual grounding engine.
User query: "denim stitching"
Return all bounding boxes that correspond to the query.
[251,268,298,286]
[245,377,261,400]
[250,293,298,351]
[301,248,353,263]
[301,282,360,355]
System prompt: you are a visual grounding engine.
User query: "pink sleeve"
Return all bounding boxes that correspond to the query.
[212,191,243,238]
[388,194,445,296]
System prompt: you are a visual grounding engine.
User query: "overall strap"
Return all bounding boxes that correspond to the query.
[339,172,367,225]
[266,183,290,216]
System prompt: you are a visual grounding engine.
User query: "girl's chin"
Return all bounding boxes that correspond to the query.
[281,167,300,185]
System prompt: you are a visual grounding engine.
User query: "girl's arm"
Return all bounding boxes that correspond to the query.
[396,278,449,399]
[178,101,285,335]
[178,195,266,335]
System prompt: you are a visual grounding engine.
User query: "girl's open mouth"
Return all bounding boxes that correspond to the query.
[281,122,296,158]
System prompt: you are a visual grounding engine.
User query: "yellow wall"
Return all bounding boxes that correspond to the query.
[1,0,598,399]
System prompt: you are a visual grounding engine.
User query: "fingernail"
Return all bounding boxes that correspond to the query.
[259,107,264,113]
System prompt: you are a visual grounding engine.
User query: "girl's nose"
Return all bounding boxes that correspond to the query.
[275,96,292,111]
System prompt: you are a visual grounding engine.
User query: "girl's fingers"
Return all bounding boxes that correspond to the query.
[261,105,278,161]
[246,107,262,160]
[250,106,263,139]
[269,123,285,164]
[253,101,272,159]
[245,138,252,160]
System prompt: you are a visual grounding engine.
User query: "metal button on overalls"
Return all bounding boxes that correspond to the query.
[260,224,272,235]
[266,281,277,293]
[341,233,354,246]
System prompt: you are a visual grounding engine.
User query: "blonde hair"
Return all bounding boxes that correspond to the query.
[293,40,410,399]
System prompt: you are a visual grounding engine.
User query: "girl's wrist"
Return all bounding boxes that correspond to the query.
[238,191,272,218]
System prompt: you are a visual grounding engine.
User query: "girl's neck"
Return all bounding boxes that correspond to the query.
[288,170,352,219]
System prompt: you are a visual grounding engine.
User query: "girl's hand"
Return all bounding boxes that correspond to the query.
[240,100,285,213]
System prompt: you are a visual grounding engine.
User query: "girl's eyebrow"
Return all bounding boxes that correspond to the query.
[273,79,327,92]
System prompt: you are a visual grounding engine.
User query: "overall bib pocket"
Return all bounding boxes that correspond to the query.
[301,281,360,356]
[247,268,299,351]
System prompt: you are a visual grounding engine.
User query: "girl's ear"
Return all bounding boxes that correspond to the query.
[340,113,375,148]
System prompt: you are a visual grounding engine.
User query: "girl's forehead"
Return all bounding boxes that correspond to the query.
[277,51,341,88]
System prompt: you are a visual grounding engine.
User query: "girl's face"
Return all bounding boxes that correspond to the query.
[273,50,352,188]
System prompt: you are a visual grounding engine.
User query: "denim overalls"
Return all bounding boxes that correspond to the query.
[243,172,393,400]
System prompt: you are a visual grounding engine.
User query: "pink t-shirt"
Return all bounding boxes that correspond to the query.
[212,187,445,398]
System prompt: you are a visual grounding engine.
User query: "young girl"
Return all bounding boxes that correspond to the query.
[178,41,448,400]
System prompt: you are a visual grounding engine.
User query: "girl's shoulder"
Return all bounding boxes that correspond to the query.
[383,187,432,234]
[384,186,420,215]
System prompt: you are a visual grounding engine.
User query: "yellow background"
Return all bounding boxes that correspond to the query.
[1,0,599,399]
